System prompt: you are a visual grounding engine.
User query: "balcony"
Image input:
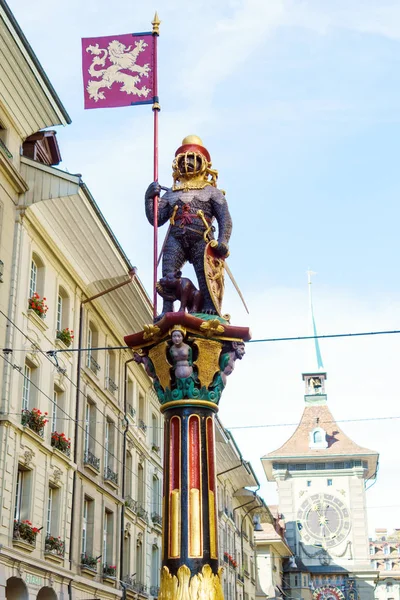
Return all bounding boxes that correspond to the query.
[151,512,162,526]
[123,577,148,595]
[237,574,244,584]
[150,586,160,597]
[104,465,118,485]
[105,376,118,394]
[87,355,100,374]
[125,496,137,512]
[84,450,100,471]
[137,504,149,523]
[138,419,147,434]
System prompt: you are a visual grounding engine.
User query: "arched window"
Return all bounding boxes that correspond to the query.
[29,252,45,297]
[313,430,323,443]
[56,286,70,332]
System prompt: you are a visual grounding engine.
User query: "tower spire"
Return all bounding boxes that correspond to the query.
[307,268,324,371]
[302,269,327,401]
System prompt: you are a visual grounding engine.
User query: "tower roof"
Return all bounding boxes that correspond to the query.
[262,401,378,479]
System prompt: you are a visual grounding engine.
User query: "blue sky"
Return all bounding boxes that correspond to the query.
[8,0,400,534]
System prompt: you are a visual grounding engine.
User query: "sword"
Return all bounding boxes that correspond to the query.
[195,206,250,314]
[209,240,249,314]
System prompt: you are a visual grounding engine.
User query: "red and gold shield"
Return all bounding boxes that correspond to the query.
[204,242,226,316]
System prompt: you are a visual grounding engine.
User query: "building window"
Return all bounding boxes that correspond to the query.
[151,545,160,590]
[87,322,100,373]
[152,476,161,518]
[22,365,31,411]
[294,575,299,587]
[103,511,113,566]
[29,253,45,298]
[29,260,37,298]
[84,401,97,461]
[22,360,38,411]
[82,497,94,555]
[51,390,58,433]
[46,486,60,536]
[384,545,390,555]
[127,376,135,417]
[327,479,332,486]
[138,390,146,430]
[126,451,133,497]
[386,583,393,592]
[138,461,145,506]
[152,413,159,448]
[56,295,62,331]
[307,480,312,487]
[370,545,375,555]
[385,560,392,571]
[14,466,31,522]
[104,419,115,477]
[105,348,117,393]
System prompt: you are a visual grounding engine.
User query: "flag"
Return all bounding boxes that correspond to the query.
[82,32,155,109]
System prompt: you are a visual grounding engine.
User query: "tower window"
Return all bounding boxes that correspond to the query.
[307,481,312,487]
[327,479,332,486]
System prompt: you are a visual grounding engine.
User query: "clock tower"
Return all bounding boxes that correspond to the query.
[261,275,379,600]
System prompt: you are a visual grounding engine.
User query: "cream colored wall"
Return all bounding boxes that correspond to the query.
[0,181,163,600]
[275,470,370,571]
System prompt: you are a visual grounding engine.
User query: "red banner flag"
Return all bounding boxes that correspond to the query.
[82,32,155,109]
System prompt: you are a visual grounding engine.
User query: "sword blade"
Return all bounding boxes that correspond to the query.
[224,262,249,314]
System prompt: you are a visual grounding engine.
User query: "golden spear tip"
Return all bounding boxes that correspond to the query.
[152,12,161,34]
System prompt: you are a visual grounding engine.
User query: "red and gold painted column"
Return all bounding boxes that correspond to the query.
[125,314,250,600]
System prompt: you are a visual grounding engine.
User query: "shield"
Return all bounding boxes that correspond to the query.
[204,242,226,317]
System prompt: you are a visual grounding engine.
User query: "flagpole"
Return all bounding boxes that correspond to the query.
[152,12,161,320]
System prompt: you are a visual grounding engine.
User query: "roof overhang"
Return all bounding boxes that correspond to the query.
[0,0,70,137]
[20,157,152,335]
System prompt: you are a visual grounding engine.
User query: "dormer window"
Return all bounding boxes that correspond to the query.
[309,426,328,449]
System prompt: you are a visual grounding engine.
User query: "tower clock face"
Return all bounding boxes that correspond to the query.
[297,493,351,548]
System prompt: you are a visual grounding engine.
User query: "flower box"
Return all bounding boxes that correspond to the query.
[56,328,74,347]
[51,432,71,456]
[21,408,48,436]
[28,293,48,318]
[45,535,65,556]
[13,520,40,546]
[103,564,117,577]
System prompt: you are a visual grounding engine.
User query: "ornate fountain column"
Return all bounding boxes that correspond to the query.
[125,314,250,600]
[125,134,250,599]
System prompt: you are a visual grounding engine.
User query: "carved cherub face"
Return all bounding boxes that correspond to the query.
[171,330,184,346]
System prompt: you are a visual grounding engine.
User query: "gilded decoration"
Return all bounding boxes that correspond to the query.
[143,324,162,341]
[199,319,225,338]
[148,342,171,391]
[193,339,221,389]
[159,565,223,600]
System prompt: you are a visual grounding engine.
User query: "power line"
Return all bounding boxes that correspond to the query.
[227,415,400,430]
[0,351,161,501]
[247,330,400,343]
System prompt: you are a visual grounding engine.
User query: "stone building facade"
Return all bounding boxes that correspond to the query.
[262,371,379,600]
[370,529,400,600]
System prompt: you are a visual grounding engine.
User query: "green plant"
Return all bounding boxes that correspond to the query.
[81,553,98,569]
[56,328,74,347]
[28,293,48,318]
[45,535,65,556]
[51,431,71,454]
[14,520,40,544]
[103,564,117,577]
[21,408,48,435]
